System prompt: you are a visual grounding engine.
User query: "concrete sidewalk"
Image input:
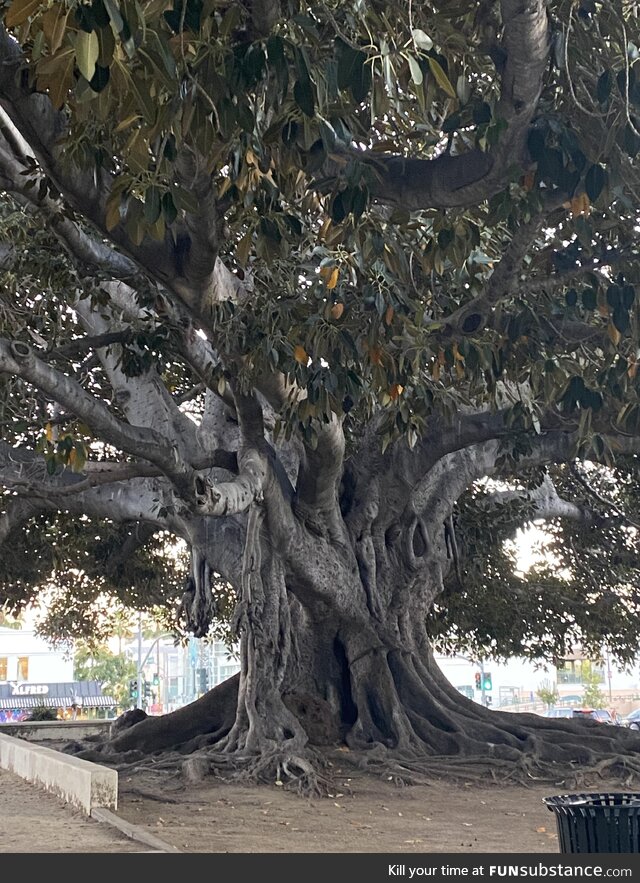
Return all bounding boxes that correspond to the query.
[0,766,157,853]
[0,731,180,853]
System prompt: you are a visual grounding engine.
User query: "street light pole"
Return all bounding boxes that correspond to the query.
[136,612,142,710]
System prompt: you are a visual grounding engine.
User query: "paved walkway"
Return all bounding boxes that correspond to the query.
[0,767,157,853]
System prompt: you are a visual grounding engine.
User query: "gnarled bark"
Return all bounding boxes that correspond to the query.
[68,445,640,794]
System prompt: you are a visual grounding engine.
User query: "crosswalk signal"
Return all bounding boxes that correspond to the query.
[482,671,493,691]
[128,678,138,700]
[474,672,481,690]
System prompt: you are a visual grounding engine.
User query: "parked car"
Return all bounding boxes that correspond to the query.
[571,708,619,725]
[620,708,640,730]
[542,707,574,718]
[560,694,583,705]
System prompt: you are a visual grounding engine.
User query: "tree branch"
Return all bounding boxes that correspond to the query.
[0,338,199,499]
[483,472,595,524]
[570,463,640,531]
[440,196,565,337]
[347,0,550,210]
[0,496,48,543]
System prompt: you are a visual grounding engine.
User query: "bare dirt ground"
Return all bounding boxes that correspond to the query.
[0,746,632,854]
[0,766,153,853]
[112,752,627,854]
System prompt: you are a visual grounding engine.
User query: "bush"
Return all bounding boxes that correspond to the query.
[28,706,58,721]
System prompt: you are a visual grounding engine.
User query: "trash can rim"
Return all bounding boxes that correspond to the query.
[543,793,640,809]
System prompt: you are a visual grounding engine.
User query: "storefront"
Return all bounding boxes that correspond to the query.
[0,681,117,721]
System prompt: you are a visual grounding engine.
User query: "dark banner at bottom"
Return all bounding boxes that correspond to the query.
[1,853,640,880]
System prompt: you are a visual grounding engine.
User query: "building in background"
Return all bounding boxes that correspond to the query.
[435,650,640,715]
[0,680,117,721]
[0,626,73,683]
[0,627,116,720]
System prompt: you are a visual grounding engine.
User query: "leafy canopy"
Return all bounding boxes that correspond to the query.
[1,1,640,661]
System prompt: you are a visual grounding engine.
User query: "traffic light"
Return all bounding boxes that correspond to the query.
[128,678,138,700]
[143,681,152,700]
[474,672,481,690]
[152,672,160,687]
[482,671,493,691]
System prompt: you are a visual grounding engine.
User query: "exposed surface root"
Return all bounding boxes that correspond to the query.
[56,666,640,800]
[332,742,640,792]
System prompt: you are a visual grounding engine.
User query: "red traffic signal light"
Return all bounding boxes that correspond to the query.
[474,672,481,689]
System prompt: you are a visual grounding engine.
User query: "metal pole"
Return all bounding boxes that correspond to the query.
[156,640,161,710]
[480,659,486,707]
[136,612,142,709]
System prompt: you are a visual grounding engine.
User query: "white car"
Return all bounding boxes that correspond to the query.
[542,707,574,718]
[620,708,640,730]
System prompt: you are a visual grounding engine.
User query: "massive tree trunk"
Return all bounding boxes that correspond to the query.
[81,443,640,793]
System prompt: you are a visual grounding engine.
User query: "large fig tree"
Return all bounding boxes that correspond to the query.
[2,0,640,789]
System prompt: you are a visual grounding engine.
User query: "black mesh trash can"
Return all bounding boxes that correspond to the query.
[544,793,640,853]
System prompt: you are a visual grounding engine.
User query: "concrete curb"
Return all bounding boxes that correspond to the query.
[0,732,117,814]
[0,733,181,853]
[91,807,182,853]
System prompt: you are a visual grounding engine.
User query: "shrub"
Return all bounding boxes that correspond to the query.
[28,706,58,721]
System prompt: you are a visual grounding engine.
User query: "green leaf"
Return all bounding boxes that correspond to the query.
[161,191,177,225]
[612,304,630,334]
[74,30,99,82]
[96,24,115,67]
[623,284,635,309]
[294,79,315,117]
[585,164,606,201]
[606,284,621,308]
[336,43,370,102]
[582,287,597,310]
[407,54,423,86]
[411,29,433,51]
[427,57,457,99]
[129,73,156,125]
[171,185,199,213]
[144,186,161,225]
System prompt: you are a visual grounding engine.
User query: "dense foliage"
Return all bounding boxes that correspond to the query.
[2,0,640,785]
[0,0,640,661]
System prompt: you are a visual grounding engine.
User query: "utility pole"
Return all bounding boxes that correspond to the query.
[136,612,142,710]
[606,651,613,703]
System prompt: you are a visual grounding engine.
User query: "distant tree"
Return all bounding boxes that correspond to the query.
[73,645,137,709]
[582,661,607,710]
[536,681,559,709]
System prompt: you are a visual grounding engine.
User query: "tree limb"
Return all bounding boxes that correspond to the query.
[0,338,199,499]
[347,0,550,210]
